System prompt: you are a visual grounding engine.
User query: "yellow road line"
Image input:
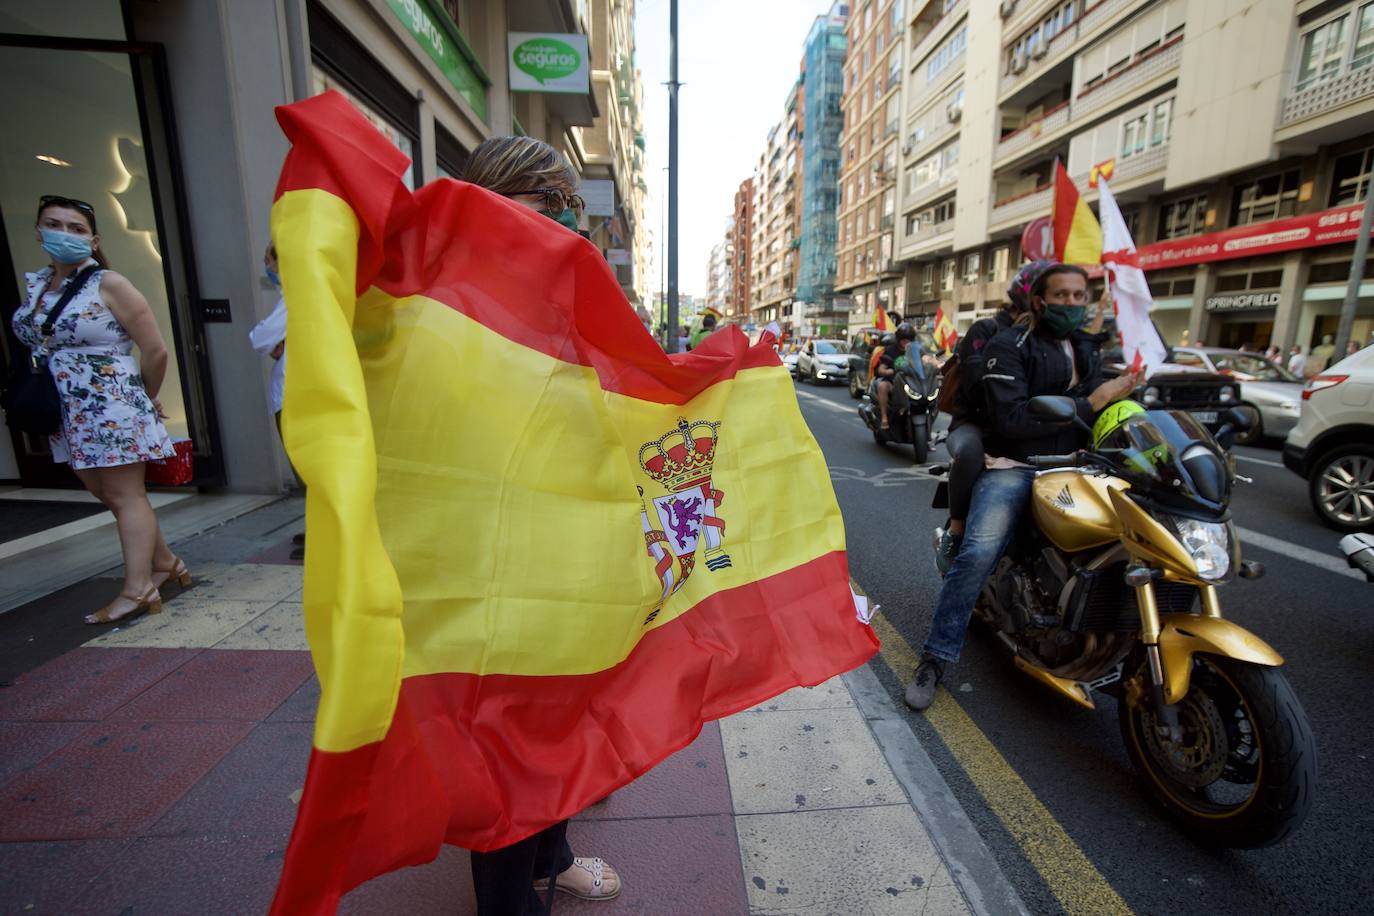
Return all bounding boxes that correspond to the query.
[869,611,1133,916]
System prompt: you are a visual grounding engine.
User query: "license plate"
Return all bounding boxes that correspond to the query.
[1191,410,1218,425]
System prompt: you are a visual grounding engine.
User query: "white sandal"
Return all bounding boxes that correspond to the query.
[533,856,622,901]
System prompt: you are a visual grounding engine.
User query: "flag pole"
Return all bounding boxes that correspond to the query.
[1332,184,1374,359]
[666,0,681,353]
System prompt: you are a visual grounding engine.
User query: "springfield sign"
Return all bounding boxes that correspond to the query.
[508,32,590,94]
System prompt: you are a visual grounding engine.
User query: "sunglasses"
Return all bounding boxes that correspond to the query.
[508,187,586,217]
[39,194,95,215]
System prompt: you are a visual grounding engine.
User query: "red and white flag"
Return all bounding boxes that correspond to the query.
[1097,179,1168,375]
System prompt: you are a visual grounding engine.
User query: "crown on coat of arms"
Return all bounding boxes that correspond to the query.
[639,417,719,492]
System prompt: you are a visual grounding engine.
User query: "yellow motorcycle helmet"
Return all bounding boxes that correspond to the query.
[1093,399,1170,476]
[1092,399,1146,448]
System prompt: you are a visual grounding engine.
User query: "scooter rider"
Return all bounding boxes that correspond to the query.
[904,263,1140,711]
[874,322,919,435]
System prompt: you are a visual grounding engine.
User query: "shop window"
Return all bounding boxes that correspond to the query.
[1215,273,1249,293]
[1172,277,1195,295]
[1231,169,1299,225]
[1157,193,1208,239]
[434,124,469,180]
[1249,269,1283,289]
[1330,145,1373,206]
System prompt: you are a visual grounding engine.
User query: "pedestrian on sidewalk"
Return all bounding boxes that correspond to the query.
[461,134,622,913]
[248,242,305,559]
[11,195,188,623]
[1287,345,1307,378]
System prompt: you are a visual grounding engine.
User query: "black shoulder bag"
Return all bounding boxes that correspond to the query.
[1,265,102,435]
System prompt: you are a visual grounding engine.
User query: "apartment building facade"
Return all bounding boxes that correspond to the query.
[748,90,806,334]
[835,0,909,331]
[0,0,645,490]
[881,0,1374,355]
[731,178,755,318]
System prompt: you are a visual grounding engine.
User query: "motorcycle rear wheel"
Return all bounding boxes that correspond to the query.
[1119,654,1316,848]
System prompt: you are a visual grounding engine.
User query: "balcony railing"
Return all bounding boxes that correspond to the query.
[904,218,955,252]
[1072,35,1183,121]
[996,100,1070,161]
[990,184,1052,226]
[999,0,1140,97]
[1281,63,1374,126]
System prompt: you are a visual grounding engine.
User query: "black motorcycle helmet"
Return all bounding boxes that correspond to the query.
[895,322,916,342]
[880,333,896,349]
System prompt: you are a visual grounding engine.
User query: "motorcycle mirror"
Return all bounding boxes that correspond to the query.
[1224,406,1253,433]
[1028,395,1079,426]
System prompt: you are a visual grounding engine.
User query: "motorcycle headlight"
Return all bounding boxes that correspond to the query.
[927,391,939,400]
[1169,516,1231,580]
[902,382,920,398]
[1143,385,1161,406]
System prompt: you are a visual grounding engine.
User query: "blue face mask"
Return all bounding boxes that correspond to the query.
[40,228,93,265]
[265,267,281,287]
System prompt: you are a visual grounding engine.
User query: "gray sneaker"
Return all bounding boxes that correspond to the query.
[904,655,945,712]
[933,527,962,576]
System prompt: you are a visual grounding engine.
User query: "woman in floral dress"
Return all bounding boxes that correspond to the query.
[11,196,189,624]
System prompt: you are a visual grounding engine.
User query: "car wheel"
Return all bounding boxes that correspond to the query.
[810,366,821,385]
[849,373,863,399]
[1234,403,1263,447]
[1309,444,1374,532]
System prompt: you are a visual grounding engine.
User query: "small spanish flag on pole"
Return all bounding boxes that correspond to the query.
[933,306,958,355]
[1052,159,1103,264]
[268,92,878,914]
[872,305,891,332]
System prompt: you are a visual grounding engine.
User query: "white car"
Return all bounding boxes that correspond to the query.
[1283,344,1374,532]
[796,339,851,385]
[1171,347,1304,445]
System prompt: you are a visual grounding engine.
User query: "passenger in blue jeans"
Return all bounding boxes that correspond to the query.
[905,264,1140,711]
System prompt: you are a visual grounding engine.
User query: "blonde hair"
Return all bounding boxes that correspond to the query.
[461,136,579,195]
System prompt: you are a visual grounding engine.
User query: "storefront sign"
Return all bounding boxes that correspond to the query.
[604,248,631,265]
[201,298,232,323]
[1136,204,1367,272]
[508,33,590,94]
[387,0,488,120]
[581,179,615,217]
[1204,292,1281,312]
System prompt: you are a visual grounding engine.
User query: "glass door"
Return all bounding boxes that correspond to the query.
[0,36,218,486]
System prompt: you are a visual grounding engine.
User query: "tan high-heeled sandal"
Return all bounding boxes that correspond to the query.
[153,556,192,589]
[85,585,162,625]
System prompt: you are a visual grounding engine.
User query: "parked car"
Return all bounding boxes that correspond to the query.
[1283,344,1374,532]
[1099,325,1235,434]
[778,344,801,378]
[1171,347,1304,445]
[797,339,851,385]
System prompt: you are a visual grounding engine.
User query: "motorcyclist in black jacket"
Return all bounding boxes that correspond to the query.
[905,263,1139,711]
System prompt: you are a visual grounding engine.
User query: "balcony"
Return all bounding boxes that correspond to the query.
[903,217,955,254]
[996,100,1069,161]
[999,0,1147,99]
[989,184,1052,229]
[906,168,960,211]
[1072,35,1183,122]
[1280,64,1374,128]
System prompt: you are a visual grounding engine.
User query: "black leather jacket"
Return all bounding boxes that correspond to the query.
[978,324,1104,463]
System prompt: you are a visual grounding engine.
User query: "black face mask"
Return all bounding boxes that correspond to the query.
[1039,304,1087,338]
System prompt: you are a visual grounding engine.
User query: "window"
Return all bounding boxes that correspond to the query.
[942,139,960,171]
[1158,193,1208,239]
[1151,98,1173,146]
[987,246,1009,283]
[1330,145,1373,205]
[926,25,968,81]
[940,259,956,291]
[1215,273,1248,292]
[922,262,935,294]
[1232,169,1300,225]
[1356,3,1374,69]
[912,153,940,189]
[1297,13,1351,90]
[906,214,919,234]
[1121,113,1148,158]
[962,252,981,284]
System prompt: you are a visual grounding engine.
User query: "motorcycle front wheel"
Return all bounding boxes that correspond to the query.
[1119,654,1316,848]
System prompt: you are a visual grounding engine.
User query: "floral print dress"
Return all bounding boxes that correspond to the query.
[12,261,175,469]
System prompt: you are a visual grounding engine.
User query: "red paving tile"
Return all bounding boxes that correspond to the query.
[339,844,477,915]
[266,674,320,723]
[63,831,291,916]
[0,838,132,914]
[0,647,200,722]
[107,649,314,722]
[0,721,88,787]
[0,719,252,841]
[579,722,735,822]
[151,721,312,838]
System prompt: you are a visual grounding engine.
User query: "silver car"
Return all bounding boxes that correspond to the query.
[796,339,852,385]
[1172,347,1304,444]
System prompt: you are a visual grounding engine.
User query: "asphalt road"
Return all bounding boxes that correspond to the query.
[791,376,1374,916]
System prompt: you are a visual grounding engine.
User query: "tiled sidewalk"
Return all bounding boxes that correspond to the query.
[0,502,979,915]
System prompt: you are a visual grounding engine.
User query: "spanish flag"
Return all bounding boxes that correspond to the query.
[1051,160,1103,265]
[269,91,878,913]
[872,306,891,332]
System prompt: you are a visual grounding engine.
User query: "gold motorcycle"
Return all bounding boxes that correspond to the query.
[972,396,1316,847]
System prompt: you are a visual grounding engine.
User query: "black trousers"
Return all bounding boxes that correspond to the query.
[470,819,575,916]
[945,421,986,524]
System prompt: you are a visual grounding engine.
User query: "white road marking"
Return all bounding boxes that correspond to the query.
[1236,526,1366,582]
[794,388,854,413]
[1234,453,1286,469]
[829,466,942,487]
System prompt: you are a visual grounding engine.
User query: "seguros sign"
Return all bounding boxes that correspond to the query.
[508,32,589,94]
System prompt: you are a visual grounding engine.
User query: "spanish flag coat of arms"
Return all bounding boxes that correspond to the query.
[267,92,878,913]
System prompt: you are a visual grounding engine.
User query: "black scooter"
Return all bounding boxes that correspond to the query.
[858,354,941,463]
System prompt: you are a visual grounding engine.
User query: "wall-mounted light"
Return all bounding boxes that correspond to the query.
[36,154,71,167]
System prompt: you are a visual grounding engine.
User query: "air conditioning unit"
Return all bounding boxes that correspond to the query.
[902,136,915,156]
[1011,55,1028,74]
[946,102,963,123]
[1032,43,1049,60]
[999,0,1017,19]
